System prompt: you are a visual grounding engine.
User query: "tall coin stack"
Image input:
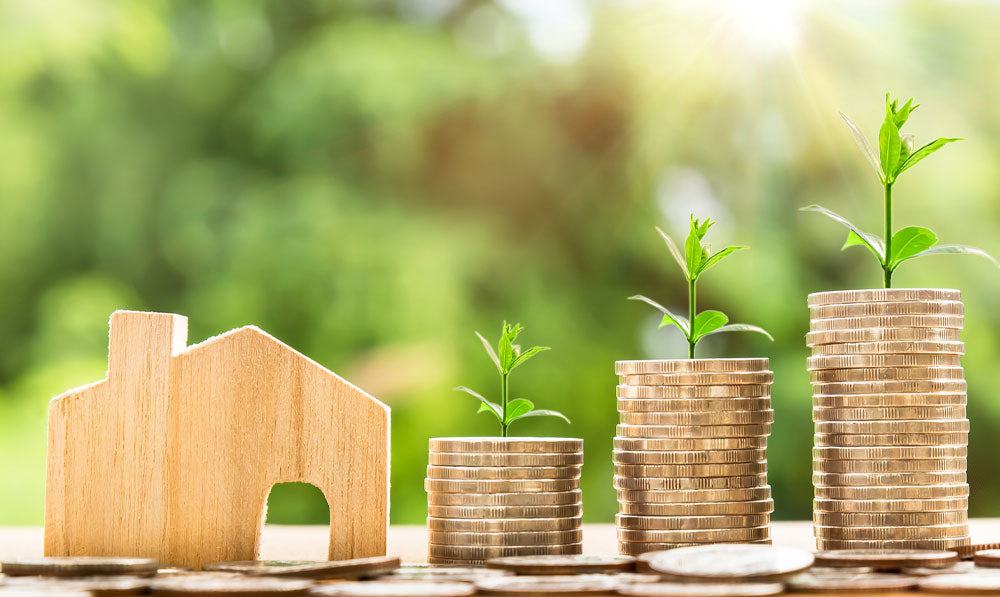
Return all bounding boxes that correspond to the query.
[808,288,970,551]
[614,359,775,556]
[425,437,584,565]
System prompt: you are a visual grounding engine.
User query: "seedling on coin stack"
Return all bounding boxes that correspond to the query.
[802,94,996,552]
[424,322,583,565]
[615,217,775,556]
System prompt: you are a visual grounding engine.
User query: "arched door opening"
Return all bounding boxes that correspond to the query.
[258,482,331,560]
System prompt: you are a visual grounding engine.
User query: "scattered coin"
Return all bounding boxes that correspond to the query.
[424,478,579,493]
[426,466,581,480]
[784,572,918,593]
[813,497,968,513]
[901,561,976,576]
[617,487,772,503]
[0,557,159,577]
[813,511,967,526]
[810,366,965,382]
[616,514,770,530]
[426,490,581,507]
[813,471,967,487]
[619,500,774,517]
[814,432,969,448]
[614,437,768,451]
[485,554,636,575]
[617,583,784,596]
[806,289,961,306]
[310,581,476,597]
[615,424,772,439]
[617,386,771,399]
[813,393,967,408]
[620,541,772,557]
[808,315,964,331]
[428,438,582,454]
[202,557,401,580]
[619,372,774,386]
[372,565,513,582]
[813,406,967,422]
[617,398,772,413]
[814,484,969,500]
[618,527,770,543]
[474,575,623,596]
[646,544,813,579]
[814,420,969,435]
[973,550,1000,567]
[812,445,967,460]
[612,449,767,465]
[613,462,767,478]
[809,341,965,356]
[961,544,1000,559]
[615,359,769,375]
[619,411,774,426]
[427,504,583,519]
[427,544,582,560]
[427,517,580,532]
[918,572,1000,593]
[806,327,962,346]
[149,575,313,596]
[613,474,768,491]
[807,353,963,370]
[0,575,151,596]
[428,453,583,467]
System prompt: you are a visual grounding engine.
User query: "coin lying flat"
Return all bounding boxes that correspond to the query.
[646,544,813,579]
[612,449,767,465]
[813,484,969,500]
[812,393,967,408]
[474,575,624,596]
[812,548,960,570]
[784,572,918,593]
[616,424,772,439]
[813,406,967,422]
[813,458,966,473]
[815,420,969,435]
[813,497,968,513]
[810,366,965,383]
[149,576,313,596]
[0,557,160,577]
[807,289,961,306]
[809,341,965,356]
[618,527,770,543]
[811,380,967,395]
[618,487,772,504]
[813,445,967,460]
[814,511,967,527]
[485,554,636,575]
[808,315,964,331]
[973,550,1000,567]
[310,581,476,597]
[616,514,770,530]
[427,544,582,560]
[619,411,774,426]
[426,466,581,480]
[617,386,771,399]
[427,504,583,519]
[372,565,513,582]
[427,517,580,532]
[426,490,582,507]
[813,471,967,487]
[202,557,401,580]
[615,360,769,375]
[617,583,784,597]
[917,572,1000,593]
[424,478,579,493]
[613,474,768,491]
[429,453,584,467]
[619,500,774,517]
[617,398,772,413]
[815,523,970,539]
[807,353,963,370]
[806,327,962,345]
[814,433,969,448]
[0,575,151,595]
[614,437,768,451]
[428,438,582,453]
[613,462,767,477]
[619,372,774,386]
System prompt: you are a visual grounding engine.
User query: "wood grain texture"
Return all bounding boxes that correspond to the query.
[44,311,390,567]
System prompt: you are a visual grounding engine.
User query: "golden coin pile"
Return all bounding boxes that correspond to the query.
[613,359,774,556]
[807,288,970,551]
[424,437,584,565]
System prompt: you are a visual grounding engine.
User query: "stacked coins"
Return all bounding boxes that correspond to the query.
[425,437,584,565]
[808,288,970,551]
[613,359,775,556]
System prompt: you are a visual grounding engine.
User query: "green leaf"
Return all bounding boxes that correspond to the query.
[656,226,689,279]
[510,409,571,425]
[887,226,938,270]
[628,295,690,336]
[703,323,775,341]
[455,386,502,421]
[879,104,901,182]
[509,346,550,371]
[697,245,747,276]
[893,97,916,129]
[503,398,534,425]
[839,111,883,182]
[895,137,962,177]
[475,331,501,371]
[684,218,705,279]
[913,244,1000,268]
[800,204,885,262]
[691,310,729,342]
[498,322,518,372]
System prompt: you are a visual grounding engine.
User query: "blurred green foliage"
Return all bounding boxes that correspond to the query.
[2,0,999,526]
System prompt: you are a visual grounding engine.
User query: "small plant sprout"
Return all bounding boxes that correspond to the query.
[630,215,773,359]
[803,93,998,288]
[455,322,570,437]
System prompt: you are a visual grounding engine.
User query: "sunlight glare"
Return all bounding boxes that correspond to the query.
[715,0,802,54]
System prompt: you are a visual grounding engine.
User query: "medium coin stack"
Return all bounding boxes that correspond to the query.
[425,437,584,565]
[807,288,971,551]
[614,359,774,556]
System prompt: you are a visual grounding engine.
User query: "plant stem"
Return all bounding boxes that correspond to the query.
[883,182,893,289]
[500,371,509,437]
[688,277,696,359]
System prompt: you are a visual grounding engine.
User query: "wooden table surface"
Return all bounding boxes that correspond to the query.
[2,521,999,563]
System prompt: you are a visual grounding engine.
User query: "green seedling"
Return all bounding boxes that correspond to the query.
[631,215,773,359]
[455,321,570,437]
[803,93,997,288]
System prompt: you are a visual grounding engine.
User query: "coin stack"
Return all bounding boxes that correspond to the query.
[613,359,774,556]
[425,437,584,565]
[808,288,970,551]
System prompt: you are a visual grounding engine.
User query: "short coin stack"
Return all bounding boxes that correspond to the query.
[807,288,970,551]
[425,437,584,565]
[613,359,775,556]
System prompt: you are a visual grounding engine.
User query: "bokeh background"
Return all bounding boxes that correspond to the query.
[2,0,999,526]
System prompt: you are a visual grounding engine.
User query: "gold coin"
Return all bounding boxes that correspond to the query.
[619,500,774,517]
[812,406,967,422]
[811,380,967,395]
[811,548,961,570]
[814,511,967,527]
[813,484,969,500]
[813,471,967,486]
[809,341,965,356]
[427,504,583,519]
[617,385,770,399]
[814,432,968,447]
[614,462,767,477]
[614,475,768,491]
[427,544,582,560]
[807,289,961,306]
[620,411,774,426]
[784,572,919,593]
[616,424,772,439]
[618,398,772,413]
[616,514,770,530]
[619,540,772,556]
[806,327,961,346]
[809,301,964,319]
[428,529,582,546]
[619,372,774,386]
[429,437,582,454]
[310,581,476,596]
[813,445,967,460]
[619,527,770,543]
[812,458,966,473]
[618,487,771,504]
[615,359,769,375]
[815,537,969,551]
[617,582,785,597]
[429,452,584,467]
[613,449,767,465]
[814,524,969,540]
[474,575,626,595]
[149,576,313,595]
[972,550,1000,568]
[615,437,768,451]
[373,566,513,582]
[484,554,637,575]
[201,556,401,580]
[426,466,581,480]
[809,315,964,332]
[427,490,582,507]
[0,557,159,577]
[812,497,968,513]
[812,393,966,408]
[915,571,1000,594]
[644,544,810,579]
[807,354,963,370]
[427,517,581,532]
[810,366,965,383]
[424,478,578,493]
[815,420,969,435]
